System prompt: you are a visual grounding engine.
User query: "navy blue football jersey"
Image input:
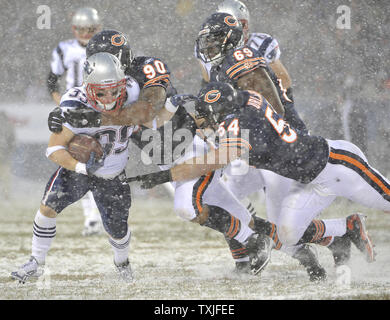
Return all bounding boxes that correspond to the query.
[218,90,329,183]
[209,46,308,133]
[129,56,172,91]
[210,45,266,84]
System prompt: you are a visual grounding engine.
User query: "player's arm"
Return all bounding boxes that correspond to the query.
[47,126,103,175]
[47,126,78,171]
[47,72,62,105]
[100,86,175,126]
[48,46,65,105]
[128,144,245,188]
[269,59,292,90]
[237,67,285,116]
[171,144,243,181]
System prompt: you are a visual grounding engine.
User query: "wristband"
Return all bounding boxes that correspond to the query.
[164,97,179,113]
[75,162,88,175]
[45,145,66,158]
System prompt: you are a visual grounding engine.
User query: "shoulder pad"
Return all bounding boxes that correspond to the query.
[247,33,281,63]
[129,56,171,90]
[219,46,266,82]
[60,87,89,107]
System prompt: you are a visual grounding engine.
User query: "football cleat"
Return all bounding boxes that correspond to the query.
[294,245,327,282]
[346,213,375,263]
[327,234,351,266]
[10,256,44,284]
[245,233,273,275]
[114,259,133,282]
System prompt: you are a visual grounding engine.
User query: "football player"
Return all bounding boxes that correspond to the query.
[47,7,103,236]
[11,46,183,283]
[130,82,385,275]
[48,26,328,279]
[195,11,331,276]
[46,31,278,278]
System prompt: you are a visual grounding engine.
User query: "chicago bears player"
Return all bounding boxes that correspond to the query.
[194,12,332,278]
[130,82,385,275]
[47,7,103,237]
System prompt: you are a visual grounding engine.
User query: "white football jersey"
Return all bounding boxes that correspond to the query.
[246,32,281,64]
[50,39,86,90]
[60,78,140,179]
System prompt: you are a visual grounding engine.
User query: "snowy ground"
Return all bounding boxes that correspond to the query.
[1,178,390,301]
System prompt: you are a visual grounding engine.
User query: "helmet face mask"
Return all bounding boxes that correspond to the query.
[196,13,244,66]
[86,80,126,113]
[71,7,102,46]
[83,52,127,113]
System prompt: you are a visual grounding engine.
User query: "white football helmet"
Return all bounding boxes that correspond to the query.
[72,7,102,46]
[217,0,250,41]
[83,52,127,113]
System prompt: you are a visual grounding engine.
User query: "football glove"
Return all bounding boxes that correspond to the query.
[64,107,102,128]
[126,170,172,189]
[170,94,198,107]
[86,151,105,175]
[48,107,65,133]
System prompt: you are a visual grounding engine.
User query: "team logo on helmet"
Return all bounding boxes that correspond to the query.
[111,34,125,47]
[224,15,238,27]
[204,90,221,103]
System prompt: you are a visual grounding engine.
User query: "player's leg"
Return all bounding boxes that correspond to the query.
[222,161,266,216]
[259,169,326,281]
[325,139,390,211]
[81,191,103,236]
[91,171,132,282]
[11,168,90,283]
[173,171,273,275]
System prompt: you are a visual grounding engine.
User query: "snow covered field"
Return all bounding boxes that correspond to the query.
[1,184,389,301]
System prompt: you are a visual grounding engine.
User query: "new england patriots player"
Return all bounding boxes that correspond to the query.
[47,7,103,237]
[11,49,180,284]
[130,82,384,277]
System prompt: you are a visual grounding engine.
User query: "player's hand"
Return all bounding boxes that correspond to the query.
[126,170,172,189]
[165,94,199,113]
[64,107,102,128]
[170,94,198,107]
[86,151,105,175]
[48,107,65,133]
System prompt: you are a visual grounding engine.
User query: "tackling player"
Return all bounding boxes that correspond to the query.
[194,11,330,278]
[129,82,384,275]
[47,7,103,236]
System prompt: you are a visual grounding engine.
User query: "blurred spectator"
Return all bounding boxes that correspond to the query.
[0,111,16,200]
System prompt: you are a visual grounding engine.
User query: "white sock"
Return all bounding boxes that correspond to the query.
[234,224,254,244]
[32,210,56,264]
[323,218,347,238]
[109,229,131,265]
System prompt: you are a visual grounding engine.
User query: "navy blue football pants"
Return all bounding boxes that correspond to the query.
[41,167,131,239]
